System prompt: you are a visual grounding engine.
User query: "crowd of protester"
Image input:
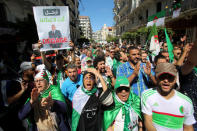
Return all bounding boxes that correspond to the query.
[0,31,197,131]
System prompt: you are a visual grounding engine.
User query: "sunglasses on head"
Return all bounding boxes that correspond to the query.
[158,73,175,82]
[116,86,130,93]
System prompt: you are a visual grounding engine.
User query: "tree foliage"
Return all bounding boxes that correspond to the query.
[121,26,174,44]
[106,35,119,43]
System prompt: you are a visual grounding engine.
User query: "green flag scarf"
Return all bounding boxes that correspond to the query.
[103,91,142,131]
[72,85,98,131]
[39,85,65,103]
[25,85,65,126]
[25,85,65,104]
[81,86,97,96]
[164,28,174,62]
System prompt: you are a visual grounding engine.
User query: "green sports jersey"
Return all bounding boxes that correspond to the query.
[141,89,196,131]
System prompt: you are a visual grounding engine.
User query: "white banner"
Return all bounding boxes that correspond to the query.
[33,6,71,51]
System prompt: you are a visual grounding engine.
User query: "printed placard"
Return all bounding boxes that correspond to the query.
[33,6,71,51]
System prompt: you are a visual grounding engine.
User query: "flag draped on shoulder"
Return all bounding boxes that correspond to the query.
[72,85,97,131]
[149,24,160,56]
[164,28,174,62]
[25,85,65,104]
[103,92,142,131]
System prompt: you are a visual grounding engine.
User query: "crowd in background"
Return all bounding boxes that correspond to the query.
[0,30,197,131]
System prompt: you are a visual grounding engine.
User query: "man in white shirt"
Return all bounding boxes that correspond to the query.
[141,63,196,131]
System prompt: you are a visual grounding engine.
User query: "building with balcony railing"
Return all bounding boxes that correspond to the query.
[165,0,197,42]
[92,30,102,43]
[93,24,116,44]
[114,0,197,44]
[79,16,92,39]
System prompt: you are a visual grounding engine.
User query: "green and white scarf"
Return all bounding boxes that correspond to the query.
[103,91,142,131]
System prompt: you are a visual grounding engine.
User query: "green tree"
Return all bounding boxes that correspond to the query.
[106,35,119,43]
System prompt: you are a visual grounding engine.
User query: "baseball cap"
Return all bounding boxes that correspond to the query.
[155,63,177,78]
[86,57,92,62]
[35,64,46,72]
[19,62,32,73]
[114,76,130,90]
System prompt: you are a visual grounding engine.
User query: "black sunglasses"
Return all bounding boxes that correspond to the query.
[116,86,130,93]
[158,73,175,82]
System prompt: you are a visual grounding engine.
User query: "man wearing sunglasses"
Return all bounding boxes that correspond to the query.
[142,63,196,131]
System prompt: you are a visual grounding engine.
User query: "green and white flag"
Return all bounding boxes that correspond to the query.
[72,86,97,131]
[164,28,174,62]
[149,24,160,56]
[147,10,165,27]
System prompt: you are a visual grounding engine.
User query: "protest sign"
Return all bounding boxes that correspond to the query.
[33,6,71,51]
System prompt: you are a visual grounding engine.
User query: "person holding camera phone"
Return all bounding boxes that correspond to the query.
[0,61,36,131]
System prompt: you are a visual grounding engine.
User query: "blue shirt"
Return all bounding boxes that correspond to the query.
[61,74,83,101]
[116,62,155,97]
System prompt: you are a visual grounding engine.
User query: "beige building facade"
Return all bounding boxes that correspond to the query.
[93,24,116,43]
[79,16,92,39]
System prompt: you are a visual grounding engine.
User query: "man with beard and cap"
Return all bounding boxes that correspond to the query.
[0,62,35,131]
[141,63,196,131]
[117,46,157,97]
[9,61,35,106]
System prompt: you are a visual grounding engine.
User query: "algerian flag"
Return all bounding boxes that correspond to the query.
[149,24,160,56]
[72,86,97,131]
[164,28,174,62]
[147,10,165,27]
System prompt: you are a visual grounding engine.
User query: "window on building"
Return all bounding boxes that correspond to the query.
[146,10,148,19]
[0,3,7,21]
[156,2,162,12]
[132,18,134,24]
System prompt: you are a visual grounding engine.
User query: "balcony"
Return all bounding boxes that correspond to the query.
[165,0,197,29]
[24,0,38,5]
[118,1,129,15]
[181,0,197,12]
